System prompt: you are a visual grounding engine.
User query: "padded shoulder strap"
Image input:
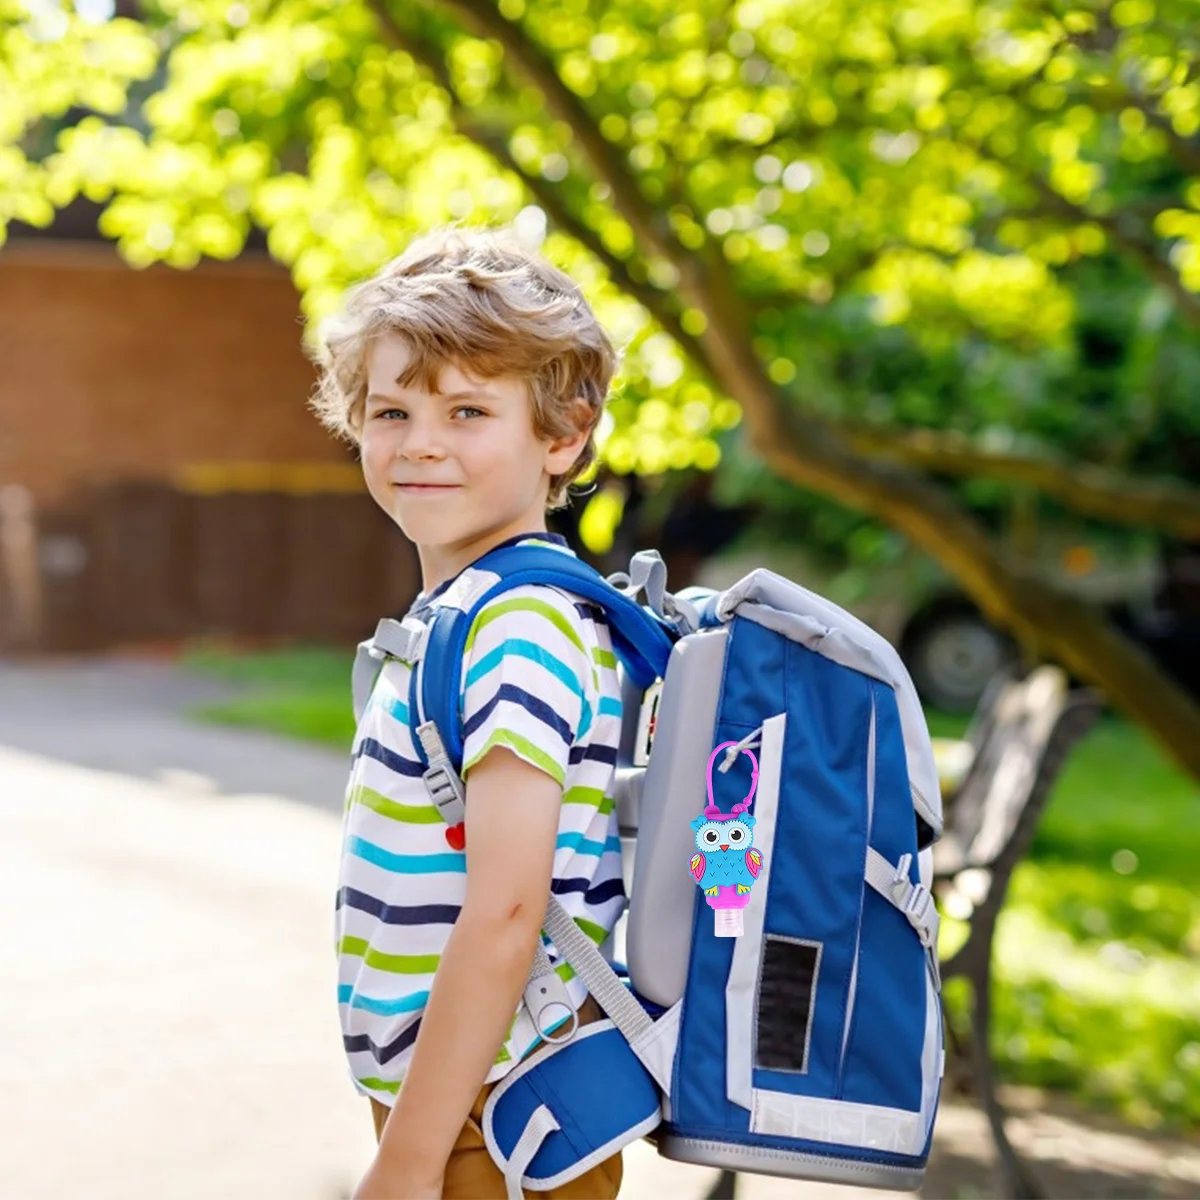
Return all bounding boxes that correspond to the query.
[416,546,677,772]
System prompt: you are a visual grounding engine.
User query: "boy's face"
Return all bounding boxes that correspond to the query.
[361,332,587,589]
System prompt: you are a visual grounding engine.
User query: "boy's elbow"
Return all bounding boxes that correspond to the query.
[459,894,544,955]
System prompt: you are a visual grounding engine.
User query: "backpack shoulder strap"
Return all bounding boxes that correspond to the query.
[416,545,677,774]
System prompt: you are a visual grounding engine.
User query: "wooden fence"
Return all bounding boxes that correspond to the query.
[3,479,420,654]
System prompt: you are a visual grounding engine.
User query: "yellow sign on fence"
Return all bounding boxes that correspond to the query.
[174,462,366,496]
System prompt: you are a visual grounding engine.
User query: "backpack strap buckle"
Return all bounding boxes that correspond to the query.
[867,848,942,990]
[372,616,429,663]
[416,720,467,828]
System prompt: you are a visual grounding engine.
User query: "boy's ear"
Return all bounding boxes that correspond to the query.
[544,397,592,474]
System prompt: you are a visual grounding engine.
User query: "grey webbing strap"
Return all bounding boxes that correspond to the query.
[542,895,653,1043]
[865,848,942,990]
[607,549,701,636]
[503,1104,560,1200]
[367,668,644,1051]
[612,550,669,616]
[408,729,577,1042]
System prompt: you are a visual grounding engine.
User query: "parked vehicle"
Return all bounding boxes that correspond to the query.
[694,532,1200,713]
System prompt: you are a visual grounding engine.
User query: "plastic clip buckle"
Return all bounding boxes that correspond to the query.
[902,884,937,948]
[423,761,466,827]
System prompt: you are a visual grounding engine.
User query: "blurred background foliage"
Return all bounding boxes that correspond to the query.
[5,0,1200,682]
[5,0,1200,508]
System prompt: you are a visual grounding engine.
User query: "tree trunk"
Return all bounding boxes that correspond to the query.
[689,278,1200,782]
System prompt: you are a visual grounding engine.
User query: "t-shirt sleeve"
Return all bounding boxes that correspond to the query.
[459,585,598,787]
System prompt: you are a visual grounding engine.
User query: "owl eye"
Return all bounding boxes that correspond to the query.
[729,827,745,843]
[703,828,720,845]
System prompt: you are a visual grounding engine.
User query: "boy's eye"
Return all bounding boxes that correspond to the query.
[371,407,485,420]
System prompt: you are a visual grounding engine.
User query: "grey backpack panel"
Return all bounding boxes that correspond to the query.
[625,625,729,1007]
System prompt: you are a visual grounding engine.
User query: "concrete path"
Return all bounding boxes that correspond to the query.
[0,657,351,810]
[1,657,1197,1199]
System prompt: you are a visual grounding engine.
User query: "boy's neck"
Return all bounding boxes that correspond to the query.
[416,519,551,598]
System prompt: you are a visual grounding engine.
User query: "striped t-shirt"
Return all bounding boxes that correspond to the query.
[334,532,626,1105]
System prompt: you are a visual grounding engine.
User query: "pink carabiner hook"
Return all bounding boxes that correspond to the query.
[705,741,760,819]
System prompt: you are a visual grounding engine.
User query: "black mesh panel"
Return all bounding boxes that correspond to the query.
[755,935,822,1073]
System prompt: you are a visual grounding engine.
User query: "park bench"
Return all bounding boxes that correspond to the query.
[703,664,1103,1200]
[932,664,1104,1198]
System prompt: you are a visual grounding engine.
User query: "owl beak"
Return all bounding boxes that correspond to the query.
[720,844,729,852]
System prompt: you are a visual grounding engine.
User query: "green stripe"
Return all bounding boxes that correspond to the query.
[465,597,587,658]
[339,936,441,975]
[348,784,442,823]
[358,1076,401,1094]
[574,917,609,947]
[562,785,611,814]
[463,729,565,786]
[592,647,617,669]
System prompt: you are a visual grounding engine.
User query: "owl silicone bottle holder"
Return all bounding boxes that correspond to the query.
[689,740,765,937]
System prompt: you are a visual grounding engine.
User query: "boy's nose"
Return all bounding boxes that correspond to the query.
[398,422,446,459]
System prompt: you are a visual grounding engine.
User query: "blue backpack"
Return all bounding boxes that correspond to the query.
[352,545,945,1196]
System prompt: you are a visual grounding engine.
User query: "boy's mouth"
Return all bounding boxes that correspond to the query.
[395,483,461,492]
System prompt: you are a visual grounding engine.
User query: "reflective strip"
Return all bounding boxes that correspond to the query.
[726,711,787,1111]
[840,690,876,1078]
[750,1089,924,1156]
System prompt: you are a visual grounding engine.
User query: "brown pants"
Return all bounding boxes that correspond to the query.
[369,996,623,1199]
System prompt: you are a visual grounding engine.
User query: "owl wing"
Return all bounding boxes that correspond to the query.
[745,848,763,879]
[690,853,706,883]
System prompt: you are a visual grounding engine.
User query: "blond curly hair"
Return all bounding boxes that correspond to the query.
[309,224,618,512]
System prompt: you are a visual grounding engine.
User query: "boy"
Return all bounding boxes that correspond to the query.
[312,225,627,1199]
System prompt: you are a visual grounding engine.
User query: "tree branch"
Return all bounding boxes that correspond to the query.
[423,0,682,265]
[363,0,717,376]
[844,422,1200,539]
[358,0,1200,779]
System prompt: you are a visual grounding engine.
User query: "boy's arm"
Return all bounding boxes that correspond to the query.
[371,743,563,1183]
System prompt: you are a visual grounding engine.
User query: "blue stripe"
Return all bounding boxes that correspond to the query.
[569,742,617,767]
[598,697,622,718]
[573,600,609,625]
[466,639,586,706]
[354,737,425,777]
[463,683,575,750]
[336,887,461,927]
[339,985,430,1016]
[555,832,624,857]
[344,1020,421,1066]
[550,875,626,906]
[348,836,466,874]
[374,692,409,724]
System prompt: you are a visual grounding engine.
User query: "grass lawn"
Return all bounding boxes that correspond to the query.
[185,644,1200,1130]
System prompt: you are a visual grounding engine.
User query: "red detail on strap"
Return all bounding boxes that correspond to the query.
[445,823,466,851]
